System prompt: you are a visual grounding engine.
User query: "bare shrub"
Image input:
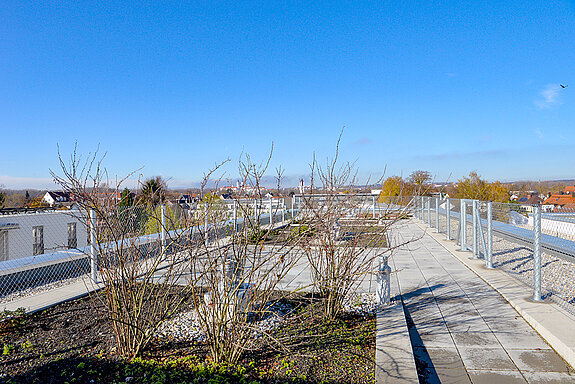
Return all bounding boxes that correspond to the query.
[300,134,416,320]
[51,147,192,358]
[188,152,306,364]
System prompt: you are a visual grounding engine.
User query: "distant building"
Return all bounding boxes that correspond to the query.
[42,192,72,207]
[542,194,575,212]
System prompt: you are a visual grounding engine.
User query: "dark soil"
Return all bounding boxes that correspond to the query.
[0,291,375,384]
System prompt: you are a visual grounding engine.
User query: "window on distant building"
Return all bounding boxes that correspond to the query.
[0,231,7,261]
[67,222,77,249]
[33,226,44,256]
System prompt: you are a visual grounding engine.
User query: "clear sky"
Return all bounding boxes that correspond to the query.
[1,1,574,189]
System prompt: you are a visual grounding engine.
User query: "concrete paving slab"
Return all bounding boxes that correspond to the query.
[420,367,472,384]
[522,371,575,383]
[413,346,464,370]
[457,346,517,371]
[412,219,575,376]
[451,331,501,348]
[494,330,552,350]
[467,370,527,384]
[507,349,574,373]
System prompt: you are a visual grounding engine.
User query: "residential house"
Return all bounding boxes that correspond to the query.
[42,192,72,207]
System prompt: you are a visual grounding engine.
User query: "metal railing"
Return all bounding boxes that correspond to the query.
[416,196,575,311]
[0,198,292,302]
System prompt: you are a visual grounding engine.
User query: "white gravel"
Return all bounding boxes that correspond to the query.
[440,218,575,311]
[156,293,379,342]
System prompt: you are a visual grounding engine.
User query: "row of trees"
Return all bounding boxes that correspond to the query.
[379,170,512,202]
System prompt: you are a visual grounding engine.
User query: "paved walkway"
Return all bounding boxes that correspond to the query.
[393,220,575,383]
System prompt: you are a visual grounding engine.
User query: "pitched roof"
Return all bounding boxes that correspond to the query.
[543,194,575,206]
[565,186,575,193]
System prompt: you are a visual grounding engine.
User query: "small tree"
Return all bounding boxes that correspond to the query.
[456,171,509,202]
[140,176,166,206]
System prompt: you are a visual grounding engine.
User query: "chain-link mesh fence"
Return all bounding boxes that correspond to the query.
[0,197,298,303]
[415,197,575,314]
[0,208,90,303]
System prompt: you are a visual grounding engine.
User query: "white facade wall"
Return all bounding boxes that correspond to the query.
[0,210,87,261]
[527,215,575,238]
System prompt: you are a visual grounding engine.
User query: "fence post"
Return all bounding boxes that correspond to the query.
[472,200,479,258]
[233,200,237,233]
[446,197,451,240]
[457,200,468,251]
[204,210,209,247]
[427,197,431,226]
[281,198,285,222]
[533,205,542,301]
[486,202,493,268]
[161,204,166,254]
[269,198,273,226]
[89,209,97,282]
[435,196,440,232]
[372,195,376,219]
[377,254,391,306]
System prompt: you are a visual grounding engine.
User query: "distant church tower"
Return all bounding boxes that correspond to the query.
[299,179,305,194]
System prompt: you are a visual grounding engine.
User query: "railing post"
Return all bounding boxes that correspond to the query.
[89,209,97,282]
[233,200,237,233]
[427,197,431,226]
[204,214,209,247]
[472,200,479,258]
[161,204,166,254]
[446,197,451,240]
[281,198,285,222]
[377,254,391,306]
[486,202,493,268]
[435,196,440,232]
[372,195,376,219]
[269,198,273,226]
[457,200,468,251]
[533,205,542,301]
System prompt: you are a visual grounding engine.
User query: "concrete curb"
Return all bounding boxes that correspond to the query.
[375,257,419,383]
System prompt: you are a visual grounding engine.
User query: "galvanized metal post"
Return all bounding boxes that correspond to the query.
[435,196,440,232]
[281,198,285,222]
[421,196,424,221]
[161,204,166,254]
[233,200,237,233]
[533,205,542,301]
[291,196,294,219]
[372,195,376,219]
[486,202,494,268]
[377,254,391,306]
[472,200,479,258]
[89,209,97,282]
[457,200,468,251]
[269,198,273,226]
[446,197,451,240]
[427,197,431,226]
[204,214,209,247]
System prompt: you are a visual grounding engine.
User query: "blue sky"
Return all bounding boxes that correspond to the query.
[1,1,574,189]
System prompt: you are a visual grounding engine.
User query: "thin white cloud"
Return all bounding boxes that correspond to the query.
[0,175,57,190]
[534,128,544,139]
[350,137,372,147]
[535,84,562,109]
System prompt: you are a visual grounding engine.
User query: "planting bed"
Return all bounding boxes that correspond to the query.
[0,290,375,384]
